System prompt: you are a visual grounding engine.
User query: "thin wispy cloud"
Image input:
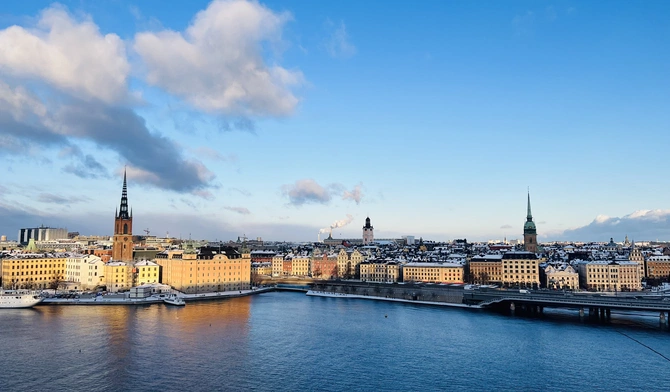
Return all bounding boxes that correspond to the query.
[322,19,356,58]
[224,206,251,215]
[37,193,90,205]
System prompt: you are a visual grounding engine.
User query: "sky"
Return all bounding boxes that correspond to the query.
[0,0,669,243]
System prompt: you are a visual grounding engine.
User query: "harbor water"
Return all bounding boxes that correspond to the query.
[0,291,668,391]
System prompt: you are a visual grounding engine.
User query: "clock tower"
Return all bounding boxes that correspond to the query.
[362,217,374,245]
[523,192,538,253]
[112,169,133,261]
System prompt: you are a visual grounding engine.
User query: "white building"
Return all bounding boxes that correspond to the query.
[65,254,104,290]
[544,265,579,290]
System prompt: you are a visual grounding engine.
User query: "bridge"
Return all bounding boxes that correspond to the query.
[464,288,670,322]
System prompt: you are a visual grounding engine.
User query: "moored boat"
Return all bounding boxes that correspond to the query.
[163,294,186,306]
[0,289,44,308]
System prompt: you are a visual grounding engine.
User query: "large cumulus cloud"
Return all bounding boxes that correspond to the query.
[134,0,303,116]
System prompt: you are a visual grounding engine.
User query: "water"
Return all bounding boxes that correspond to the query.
[1,292,668,391]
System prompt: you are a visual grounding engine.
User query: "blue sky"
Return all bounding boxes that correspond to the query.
[0,0,669,242]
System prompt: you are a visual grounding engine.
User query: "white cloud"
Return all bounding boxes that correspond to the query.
[282,179,364,206]
[282,179,332,206]
[558,210,670,241]
[323,20,356,58]
[0,6,130,103]
[134,0,303,116]
[342,184,363,204]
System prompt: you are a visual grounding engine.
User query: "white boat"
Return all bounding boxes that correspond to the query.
[0,289,44,308]
[163,294,185,306]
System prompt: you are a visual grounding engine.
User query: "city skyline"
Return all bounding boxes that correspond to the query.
[1,1,669,242]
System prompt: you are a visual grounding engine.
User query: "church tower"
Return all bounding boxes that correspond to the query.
[112,169,134,261]
[362,217,374,245]
[523,192,538,253]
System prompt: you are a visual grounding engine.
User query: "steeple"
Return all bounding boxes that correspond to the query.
[118,167,129,219]
[523,190,537,253]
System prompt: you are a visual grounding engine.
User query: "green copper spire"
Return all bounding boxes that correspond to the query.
[524,191,536,234]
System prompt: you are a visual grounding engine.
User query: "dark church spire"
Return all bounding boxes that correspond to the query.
[118,168,130,219]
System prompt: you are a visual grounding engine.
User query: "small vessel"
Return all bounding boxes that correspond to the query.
[0,289,44,308]
[163,294,186,306]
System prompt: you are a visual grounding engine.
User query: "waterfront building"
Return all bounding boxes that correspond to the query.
[577,260,642,291]
[363,217,374,245]
[133,260,160,286]
[65,254,104,290]
[501,252,541,287]
[271,254,284,277]
[17,226,68,245]
[282,258,292,276]
[544,265,579,290]
[290,255,311,277]
[402,262,463,283]
[155,244,250,293]
[359,260,400,283]
[468,255,503,284]
[112,170,134,262]
[1,253,67,289]
[104,261,130,292]
[310,253,338,280]
[251,262,272,276]
[337,249,364,279]
[646,256,670,280]
[523,192,538,253]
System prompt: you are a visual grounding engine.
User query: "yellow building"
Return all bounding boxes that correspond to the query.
[468,255,503,284]
[271,255,284,277]
[290,255,310,277]
[155,245,250,293]
[360,261,400,283]
[251,262,272,276]
[501,252,541,287]
[133,260,160,286]
[402,262,463,283]
[1,253,66,289]
[337,249,364,278]
[577,260,642,291]
[104,261,130,292]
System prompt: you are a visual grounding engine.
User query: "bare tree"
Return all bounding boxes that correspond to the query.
[312,266,322,280]
[49,273,64,295]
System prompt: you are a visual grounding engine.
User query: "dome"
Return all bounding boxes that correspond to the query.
[524,220,536,232]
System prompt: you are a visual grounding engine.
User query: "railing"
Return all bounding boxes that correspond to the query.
[471,292,670,311]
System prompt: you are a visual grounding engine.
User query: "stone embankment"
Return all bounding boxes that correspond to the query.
[310,281,467,307]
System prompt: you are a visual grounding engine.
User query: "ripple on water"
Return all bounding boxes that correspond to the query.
[0,292,668,392]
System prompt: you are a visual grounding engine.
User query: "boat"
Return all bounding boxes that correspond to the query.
[163,294,186,306]
[0,289,44,308]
